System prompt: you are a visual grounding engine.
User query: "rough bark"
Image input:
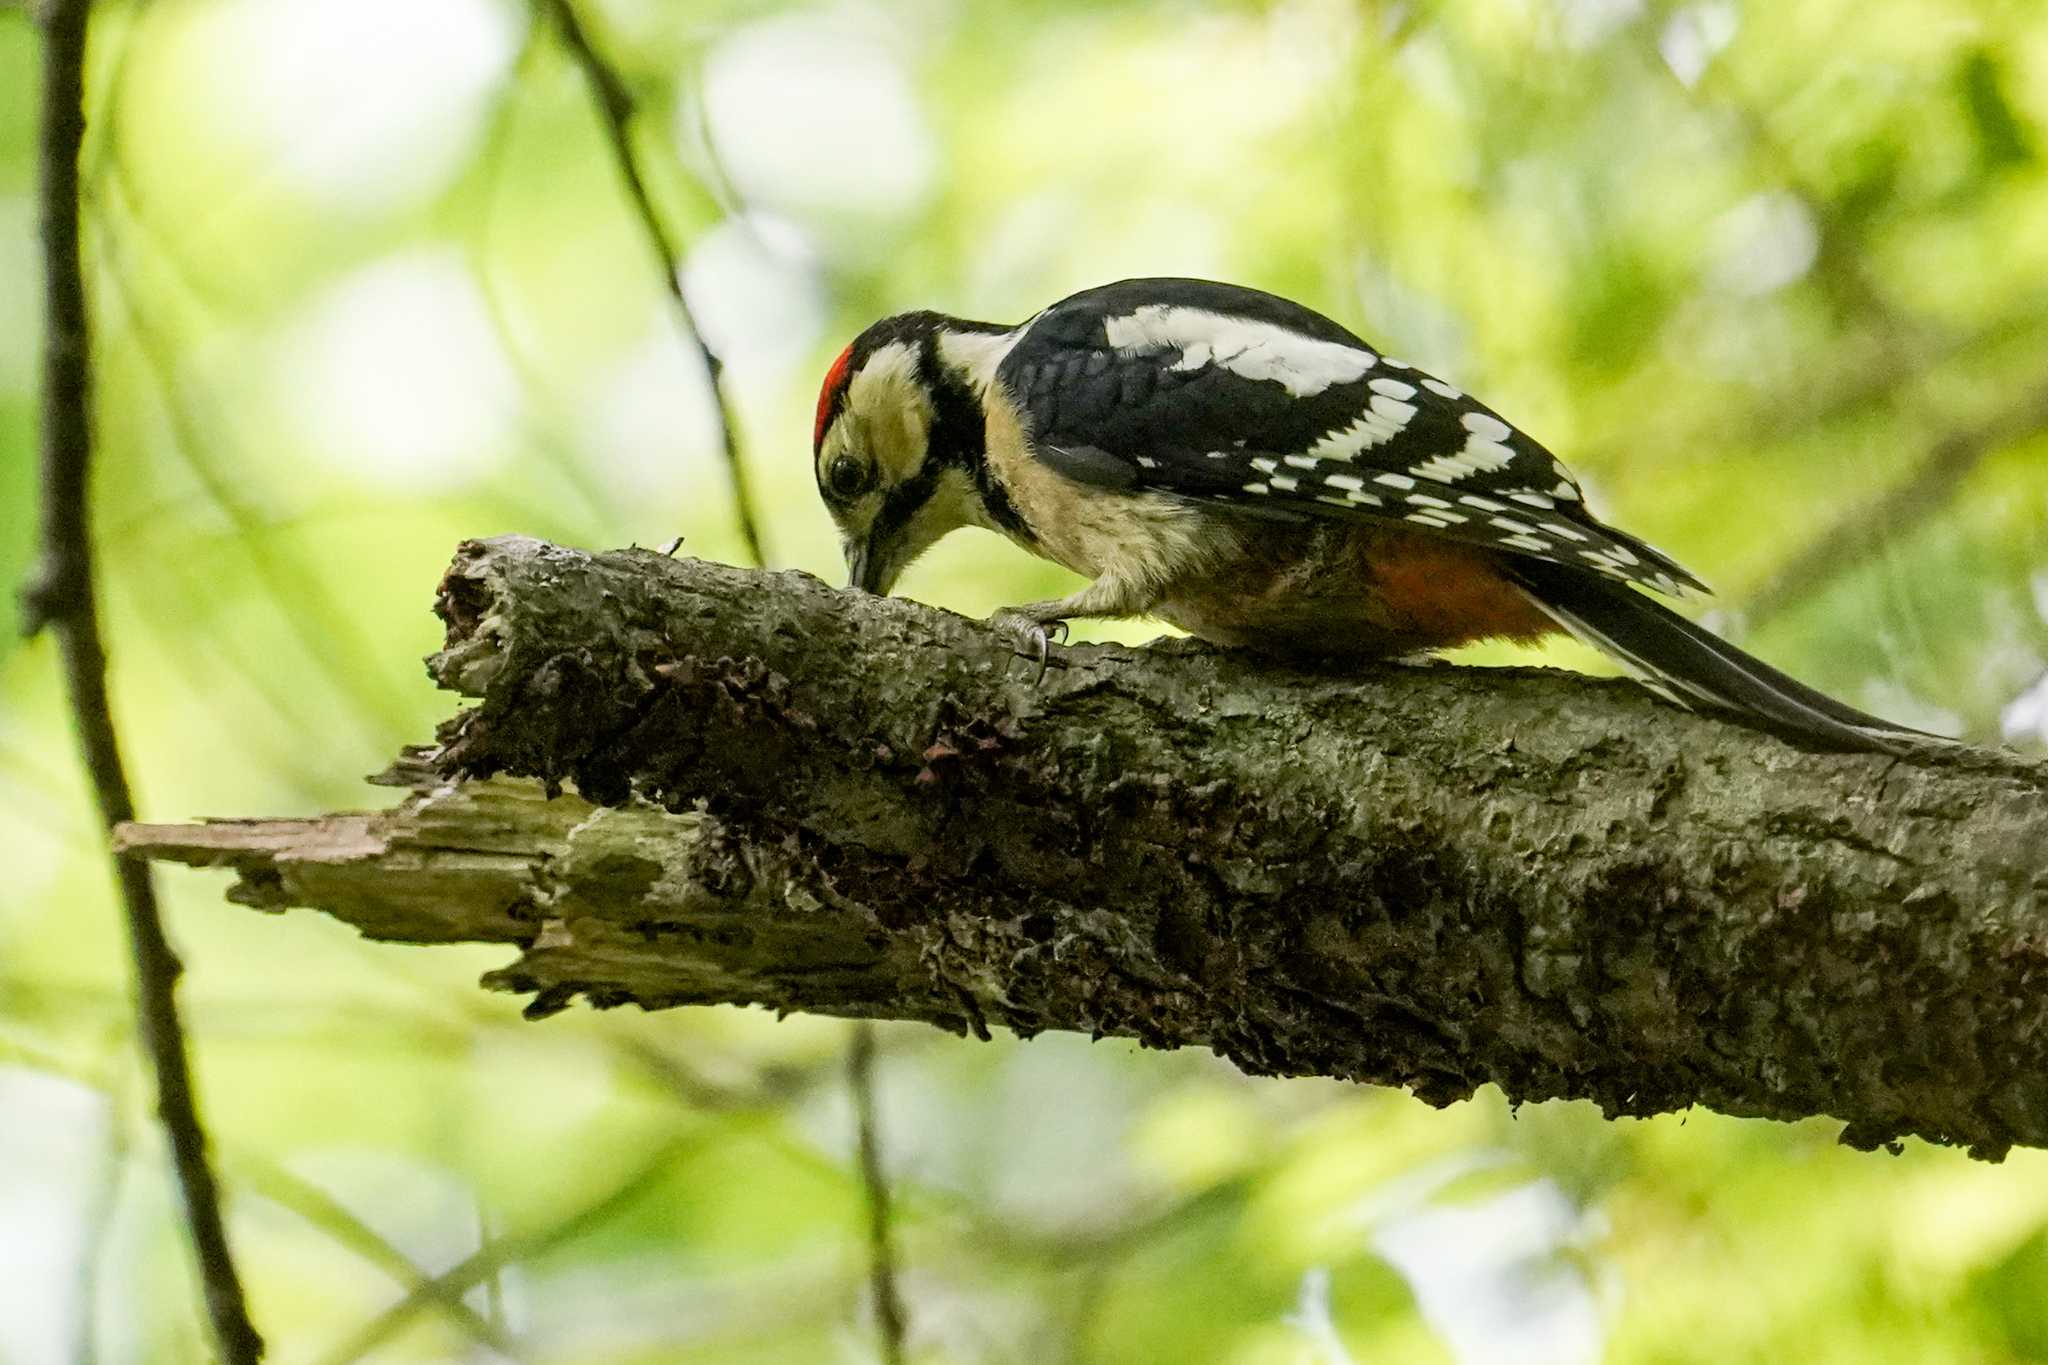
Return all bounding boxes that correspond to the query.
[120,536,2048,1159]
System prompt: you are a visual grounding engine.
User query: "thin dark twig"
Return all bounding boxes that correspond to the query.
[463,31,628,538]
[20,3,264,1360]
[675,73,755,240]
[97,202,415,739]
[315,1136,705,1365]
[1667,44,2048,631]
[236,1155,518,1358]
[540,0,768,568]
[1679,32,1915,344]
[850,1022,909,1365]
[1743,378,2048,627]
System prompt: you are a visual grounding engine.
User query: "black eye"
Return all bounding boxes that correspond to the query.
[827,455,872,500]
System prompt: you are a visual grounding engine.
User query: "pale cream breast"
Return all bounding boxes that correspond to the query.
[980,386,1227,593]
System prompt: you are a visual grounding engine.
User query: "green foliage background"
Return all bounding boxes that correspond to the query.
[3,0,2047,1361]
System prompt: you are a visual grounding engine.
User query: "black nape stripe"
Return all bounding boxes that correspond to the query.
[869,458,945,560]
[917,329,1039,546]
[831,310,1037,547]
[917,331,988,473]
[977,477,1035,543]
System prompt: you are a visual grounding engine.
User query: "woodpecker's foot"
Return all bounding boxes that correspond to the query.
[987,609,1069,685]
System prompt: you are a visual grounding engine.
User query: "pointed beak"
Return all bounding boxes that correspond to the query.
[846,539,887,594]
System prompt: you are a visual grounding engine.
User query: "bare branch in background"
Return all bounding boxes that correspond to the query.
[1678,55,2048,631]
[1743,379,2048,628]
[850,1023,909,1365]
[18,1,264,1360]
[466,33,639,541]
[1741,306,2048,447]
[97,207,416,741]
[1653,56,2048,631]
[538,0,768,569]
[235,1157,517,1358]
[119,539,2048,1161]
[1685,38,1920,347]
[312,1136,703,1365]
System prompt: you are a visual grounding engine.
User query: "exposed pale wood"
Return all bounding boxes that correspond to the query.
[121,536,2048,1159]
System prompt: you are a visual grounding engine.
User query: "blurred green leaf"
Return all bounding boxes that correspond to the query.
[1972,1225,2048,1359]
[4,2,2048,1360]
[1957,47,2035,177]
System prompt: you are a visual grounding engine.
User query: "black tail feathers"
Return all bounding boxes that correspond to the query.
[1504,559,1948,755]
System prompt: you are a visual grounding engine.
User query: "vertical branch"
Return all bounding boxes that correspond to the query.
[20,3,264,1361]
[539,0,768,569]
[849,1023,909,1365]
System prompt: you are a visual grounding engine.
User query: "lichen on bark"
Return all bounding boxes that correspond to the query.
[121,536,2048,1160]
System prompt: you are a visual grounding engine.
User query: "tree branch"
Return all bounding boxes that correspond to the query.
[311,1136,699,1365]
[121,537,2048,1160]
[1742,376,2048,626]
[849,1023,908,1365]
[20,3,263,1359]
[538,0,767,569]
[234,1156,513,1358]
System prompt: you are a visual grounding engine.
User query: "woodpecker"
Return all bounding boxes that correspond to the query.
[812,277,1937,752]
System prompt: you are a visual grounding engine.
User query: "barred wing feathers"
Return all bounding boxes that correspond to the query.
[996,277,1706,599]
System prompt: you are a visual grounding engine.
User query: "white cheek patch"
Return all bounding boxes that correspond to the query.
[1103,305,1378,397]
[846,341,935,482]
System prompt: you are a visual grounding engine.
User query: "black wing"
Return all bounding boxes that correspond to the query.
[996,278,1705,598]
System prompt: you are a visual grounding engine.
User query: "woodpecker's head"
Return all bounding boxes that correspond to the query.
[813,311,1010,594]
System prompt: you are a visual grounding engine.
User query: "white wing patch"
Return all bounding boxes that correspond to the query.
[1103,304,1378,398]
[1409,439,1517,483]
[1370,393,1419,425]
[1073,305,1703,598]
[1305,402,1414,459]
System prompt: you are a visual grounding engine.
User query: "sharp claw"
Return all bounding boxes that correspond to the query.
[1036,623,1072,684]
[989,611,1068,686]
